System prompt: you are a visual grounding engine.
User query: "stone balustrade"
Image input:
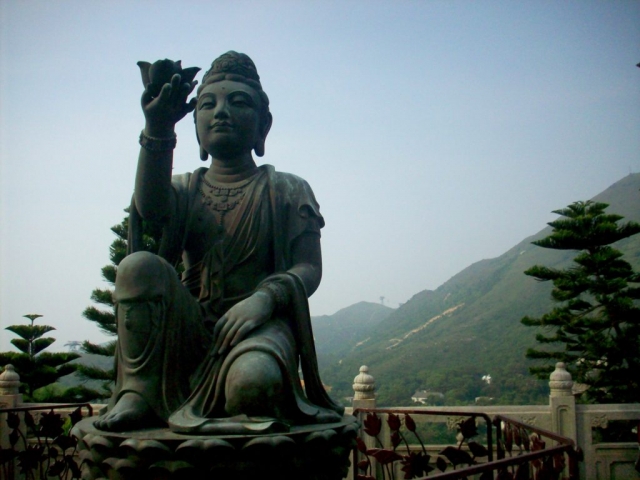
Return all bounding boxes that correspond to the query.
[350,363,640,480]
[2,362,639,479]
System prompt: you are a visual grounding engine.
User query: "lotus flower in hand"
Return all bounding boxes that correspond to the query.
[137,59,200,97]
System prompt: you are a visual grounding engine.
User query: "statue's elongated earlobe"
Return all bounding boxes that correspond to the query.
[195,120,208,161]
[254,138,265,157]
[254,112,272,158]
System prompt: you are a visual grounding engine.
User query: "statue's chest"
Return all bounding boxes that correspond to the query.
[185,193,240,260]
[183,177,272,267]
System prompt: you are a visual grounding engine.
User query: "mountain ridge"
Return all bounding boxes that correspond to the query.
[315,173,640,406]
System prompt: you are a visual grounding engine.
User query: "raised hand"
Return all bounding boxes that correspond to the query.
[210,291,275,357]
[142,73,198,136]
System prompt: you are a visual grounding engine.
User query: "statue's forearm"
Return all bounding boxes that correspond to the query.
[288,262,322,297]
[134,127,175,222]
[288,232,322,297]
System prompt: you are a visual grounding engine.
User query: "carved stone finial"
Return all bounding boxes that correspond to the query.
[549,362,573,397]
[0,364,21,395]
[353,365,375,400]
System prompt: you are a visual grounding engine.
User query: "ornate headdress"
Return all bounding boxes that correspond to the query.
[195,51,272,159]
[198,51,269,112]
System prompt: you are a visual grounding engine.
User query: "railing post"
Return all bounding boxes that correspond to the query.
[352,366,376,479]
[549,362,577,443]
[352,365,376,410]
[0,364,24,449]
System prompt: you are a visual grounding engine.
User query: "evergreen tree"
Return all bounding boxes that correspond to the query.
[79,211,164,397]
[0,314,94,401]
[75,218,125,399]
[521,201,640,403]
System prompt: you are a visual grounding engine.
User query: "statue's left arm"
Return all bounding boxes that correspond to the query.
[209,230,321,357]
[208,171,324,356]
[287,231,322,296]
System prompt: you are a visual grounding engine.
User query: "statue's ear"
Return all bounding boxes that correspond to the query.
[194,117,209,161]
[254,113,273,157]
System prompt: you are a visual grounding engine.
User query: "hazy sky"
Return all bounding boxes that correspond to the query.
[1,1,639,352]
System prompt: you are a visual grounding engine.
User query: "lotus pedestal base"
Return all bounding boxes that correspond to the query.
[72,416,357,480]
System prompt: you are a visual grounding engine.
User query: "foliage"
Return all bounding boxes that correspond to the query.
[317,243,560,407]
[1,406,85,479]
[355,411,576,479]
[76,218,124,399]
[355,412,489,479]
[316,176,639,407]
[0,315,80,401]
[79,210,171,398]
[80,215,128,345]
[521,201,640,403]
[31,383,100,403]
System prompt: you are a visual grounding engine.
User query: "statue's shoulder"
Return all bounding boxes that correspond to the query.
[171,172,192,190]
[263,165,315,195]
[166,168,207,233]
[171,167,207,195]
[263,165,323,225]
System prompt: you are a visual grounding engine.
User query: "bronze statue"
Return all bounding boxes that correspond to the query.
[95,52,343,434]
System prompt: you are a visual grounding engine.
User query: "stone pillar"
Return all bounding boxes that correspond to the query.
[549,362,577,442]
[351,366,377,480]
[352,365,376,410]
[0,364,22,405]
[0,364,23,449]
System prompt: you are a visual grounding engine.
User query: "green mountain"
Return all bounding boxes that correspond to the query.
[57,353,113,391]
[317,174,640,407]
[312,301,395,367]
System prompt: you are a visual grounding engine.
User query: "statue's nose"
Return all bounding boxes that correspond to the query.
[214,100,230,118]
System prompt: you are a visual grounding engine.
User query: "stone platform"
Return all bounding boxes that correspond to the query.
[72,415,357,480]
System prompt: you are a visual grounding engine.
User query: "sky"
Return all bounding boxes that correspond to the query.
[1,1,639,352]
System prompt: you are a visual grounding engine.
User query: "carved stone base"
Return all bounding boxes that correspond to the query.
[72,415,357,480]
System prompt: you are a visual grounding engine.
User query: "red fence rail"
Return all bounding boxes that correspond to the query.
[0,403,92,480]
[353,408,581,480]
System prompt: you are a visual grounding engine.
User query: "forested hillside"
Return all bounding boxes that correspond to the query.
[315,174,640,407]
[312,301,394,370]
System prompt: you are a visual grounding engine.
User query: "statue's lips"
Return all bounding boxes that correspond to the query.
[210,122,233,132]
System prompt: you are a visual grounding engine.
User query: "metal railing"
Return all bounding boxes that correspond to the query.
[0,403,92,480]
[353,407,581,480]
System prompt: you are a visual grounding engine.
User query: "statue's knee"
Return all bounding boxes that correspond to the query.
[115,252,168,302]
[227,352,282,392]
[225,352,284,416]
[114,252,169,354]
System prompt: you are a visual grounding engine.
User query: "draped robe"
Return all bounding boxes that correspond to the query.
[116,164,342,433]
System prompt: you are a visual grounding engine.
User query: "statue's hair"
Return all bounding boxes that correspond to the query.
[195,51,270,128]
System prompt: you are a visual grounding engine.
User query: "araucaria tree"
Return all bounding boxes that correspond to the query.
[79,211,163,397]
[77,217,128,399]
[522,201,640,403]
[1,314,81,400]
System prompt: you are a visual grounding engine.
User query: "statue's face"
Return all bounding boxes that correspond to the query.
[196,80,262,159]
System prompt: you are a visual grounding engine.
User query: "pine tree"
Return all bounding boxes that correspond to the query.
[78,211,165,398]
[75,218,126,399]
[521,201,640,403]
[0,314,92,401]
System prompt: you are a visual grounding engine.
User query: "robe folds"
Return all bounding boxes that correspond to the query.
[113,164,343,433]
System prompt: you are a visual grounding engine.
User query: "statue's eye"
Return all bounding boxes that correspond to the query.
[199,100,214,110]
[230,94,254,108]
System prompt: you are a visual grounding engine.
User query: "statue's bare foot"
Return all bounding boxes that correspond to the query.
[94,392,163,432]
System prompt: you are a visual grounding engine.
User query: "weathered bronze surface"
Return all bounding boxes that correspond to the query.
[74,416,357,480]
[94,53,344,435]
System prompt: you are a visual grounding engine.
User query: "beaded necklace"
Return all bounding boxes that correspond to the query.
[199,174,256,227]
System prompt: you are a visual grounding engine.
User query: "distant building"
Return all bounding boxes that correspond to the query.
[411,390,444,404]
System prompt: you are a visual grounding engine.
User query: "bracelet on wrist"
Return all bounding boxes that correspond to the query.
[139,130,177,152]
[259,282,289,308]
